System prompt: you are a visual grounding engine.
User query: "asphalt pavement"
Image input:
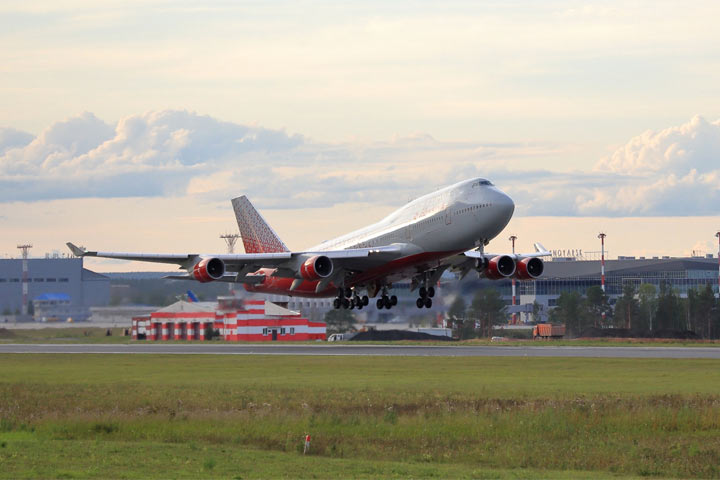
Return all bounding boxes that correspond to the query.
[1,343,719,358]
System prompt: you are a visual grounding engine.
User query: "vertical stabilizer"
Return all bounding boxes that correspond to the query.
[231,196,289,253]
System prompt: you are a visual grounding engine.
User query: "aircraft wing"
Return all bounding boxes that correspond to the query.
[464,242,551,259]
[66,242,408,278]
[447,242,551,279]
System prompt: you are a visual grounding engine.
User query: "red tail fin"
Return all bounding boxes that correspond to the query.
[231,196,289,254]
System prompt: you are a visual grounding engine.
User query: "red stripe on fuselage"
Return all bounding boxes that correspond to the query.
[243,250,461,298]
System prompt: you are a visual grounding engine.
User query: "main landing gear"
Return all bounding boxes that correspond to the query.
[333,287,368,310]
[416,285,434,309]
[376,288,398,310]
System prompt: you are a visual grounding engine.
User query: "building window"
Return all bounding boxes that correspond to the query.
[262,328,268,336]
[290,327,295,335]
[10,279,19,283]
[46,278,56,282]
[281,327,286,335]
[59,278,69,282]
[33,278,44,282]
[0,279,6,283]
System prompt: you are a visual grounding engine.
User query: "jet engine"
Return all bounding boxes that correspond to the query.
[514,257,544,280]
[300,255,333,280]
[192,257,225,283]
[484,255,516,280]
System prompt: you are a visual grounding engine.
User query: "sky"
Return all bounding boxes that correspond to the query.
[1,1,719,271]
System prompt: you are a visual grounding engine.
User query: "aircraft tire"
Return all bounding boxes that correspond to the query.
[376,298,384,309]
[362,295,369,306]
[390,295,397,306]
[419,286,427,298]
[416,298,424,308]
[425,297,432,308]
[333,298,341,309]
[428,286,435,298]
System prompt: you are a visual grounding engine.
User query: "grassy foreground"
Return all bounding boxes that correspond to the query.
[1,354,719,479]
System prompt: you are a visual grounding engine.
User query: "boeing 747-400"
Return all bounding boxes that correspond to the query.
[67,177,548,310]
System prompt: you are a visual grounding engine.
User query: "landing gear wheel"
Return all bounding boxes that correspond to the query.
[384,300,392,310]
[362,295,369,306]
[419,286,427,298]
[416,298,424,309]
[424,297,432,308]
[342,298,350,309]
[428,286,435,298]
[390,295,397,306]
[333,298,341,309]
[377,298,384,309]
[344,287,352,298]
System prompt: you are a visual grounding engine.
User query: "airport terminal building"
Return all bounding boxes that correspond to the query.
[0,257,110,321]
[516,255,719,320]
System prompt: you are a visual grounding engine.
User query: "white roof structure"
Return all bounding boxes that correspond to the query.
[263,301,300,317]
[155,300,216,314]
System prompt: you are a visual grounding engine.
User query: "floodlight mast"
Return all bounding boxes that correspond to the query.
[716,231,720,298]
[509,235,517,324]
[597,233,607,328]
[17,244,32,316]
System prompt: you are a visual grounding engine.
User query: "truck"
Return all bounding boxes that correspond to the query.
[533,323,565,339]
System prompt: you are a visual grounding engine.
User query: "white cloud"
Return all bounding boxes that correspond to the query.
[574,116,720,216]
[0,127,34,155]
[2,111,719,217]
[596,115,720,175]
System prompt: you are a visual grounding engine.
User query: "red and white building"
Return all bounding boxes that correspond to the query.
[132,298,326,342]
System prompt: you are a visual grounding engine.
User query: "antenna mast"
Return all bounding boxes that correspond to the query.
[17,244,32,316]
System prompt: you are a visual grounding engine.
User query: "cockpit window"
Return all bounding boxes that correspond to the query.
[479,180,493,186]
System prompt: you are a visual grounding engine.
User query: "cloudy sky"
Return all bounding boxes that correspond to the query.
[1,1,719,270]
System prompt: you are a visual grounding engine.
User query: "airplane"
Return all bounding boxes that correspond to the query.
[67,177,549,310]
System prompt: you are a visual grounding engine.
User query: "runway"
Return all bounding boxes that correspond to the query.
[1,343,720,358]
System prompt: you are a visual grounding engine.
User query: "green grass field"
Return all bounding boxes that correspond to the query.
[1,354,719,479]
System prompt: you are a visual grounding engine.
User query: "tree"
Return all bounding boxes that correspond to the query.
[637,283,657,332]
[531,301,543,323]
[655,281,683,331]
[469,288,507,338]
[323,309,356,334]
[614,284,640,330]
[549,291,583,336]
[695,284,717,338]
[585,286,612,328]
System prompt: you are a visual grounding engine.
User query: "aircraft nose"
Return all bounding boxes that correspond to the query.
[493,190,515,224]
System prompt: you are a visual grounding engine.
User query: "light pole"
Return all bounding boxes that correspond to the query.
[716,231,720,298]
[598,233,606,327]
[509,235,517,325]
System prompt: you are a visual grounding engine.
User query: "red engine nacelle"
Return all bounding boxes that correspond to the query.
[484,255,516,280]
[192,257,225,283]
[299,255,333,281]
[514,257,544,280]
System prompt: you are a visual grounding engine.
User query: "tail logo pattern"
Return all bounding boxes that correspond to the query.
[231,196,289,254]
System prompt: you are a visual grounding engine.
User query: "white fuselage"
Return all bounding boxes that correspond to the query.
[247,177,515,296]
[312,178,515,256]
